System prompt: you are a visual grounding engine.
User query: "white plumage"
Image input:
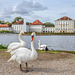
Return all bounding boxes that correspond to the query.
[8,32,38,72]
[7,30,26,53]
[38,40,47,50]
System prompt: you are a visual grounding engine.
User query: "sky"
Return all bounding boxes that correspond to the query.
[0,0,75,23]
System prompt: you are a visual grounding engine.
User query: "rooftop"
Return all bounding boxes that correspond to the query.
[57,16,72,20]
[13,21,23,25]
[0,24,11,27]
[30,20,44,25]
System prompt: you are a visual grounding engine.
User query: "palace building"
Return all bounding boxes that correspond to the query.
[12,19,24,33]
[26,20,55,33]
[26,20,45,32]
[0,24,12,31]
[55,16,75,33]
[0,16,75,33]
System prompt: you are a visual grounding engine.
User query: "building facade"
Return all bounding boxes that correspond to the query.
[12,20,23,33]
[1,16,75,33]
[27,20,45,32]
[27,20,55,33]
[55,16,75,33]
[0,24,12,31]
[43,27,55,33]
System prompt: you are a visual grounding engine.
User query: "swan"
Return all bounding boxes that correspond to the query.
[7,32,38,72]
[38,40,47,50]
[7,30,26,52]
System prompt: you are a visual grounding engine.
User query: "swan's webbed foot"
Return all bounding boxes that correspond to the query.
[21,69,29,73]
[24,67,30,72]
[25,69,29,72]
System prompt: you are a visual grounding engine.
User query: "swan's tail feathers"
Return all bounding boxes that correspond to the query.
[6,46,19,52]
[6,48,16,52]
[10,50,16,56]
[7,55,16,62]
[6,49,11,52]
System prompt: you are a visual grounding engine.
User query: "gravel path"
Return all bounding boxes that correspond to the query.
[0,51,75,75]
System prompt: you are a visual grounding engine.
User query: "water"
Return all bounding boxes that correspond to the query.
[0,34,75,51]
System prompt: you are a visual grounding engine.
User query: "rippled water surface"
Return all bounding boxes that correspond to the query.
[0,34,75,51]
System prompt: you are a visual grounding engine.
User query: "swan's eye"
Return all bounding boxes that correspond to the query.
[32,35,34,37]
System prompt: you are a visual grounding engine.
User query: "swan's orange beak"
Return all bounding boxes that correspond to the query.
[24,33,26,36]
[24,32,26,36]
[31,36,34,41]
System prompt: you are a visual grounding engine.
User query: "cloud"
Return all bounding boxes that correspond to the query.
[0,15,11,19]
[59,12,67,15]
[72,5,75,7]
[1,1,47,19]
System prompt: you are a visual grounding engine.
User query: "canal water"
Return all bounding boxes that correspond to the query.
[0,34,75,51]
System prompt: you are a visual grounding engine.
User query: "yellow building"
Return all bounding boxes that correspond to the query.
[55,16,75,33]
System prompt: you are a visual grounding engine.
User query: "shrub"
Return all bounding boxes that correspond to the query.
[0,44,7,49]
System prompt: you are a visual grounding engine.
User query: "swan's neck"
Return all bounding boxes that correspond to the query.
[31,41,35,50]
[31,41,38,59]
[19,33,24,43]
[38,40,40,49]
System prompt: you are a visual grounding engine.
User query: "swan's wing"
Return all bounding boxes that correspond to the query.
[8,42,20,50]
[7,54,16,62]
[10,47,31,55]
[8,48,31,62]
[21,42,26,47]
[40,45,47,47]
[14,48,32,62]
[7,42,21,52]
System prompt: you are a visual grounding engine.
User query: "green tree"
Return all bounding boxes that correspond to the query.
[0,20,5,24]
[26,22,31,25]
[12,17,23,24]
[44,22,55,27]
[5,21,12,27]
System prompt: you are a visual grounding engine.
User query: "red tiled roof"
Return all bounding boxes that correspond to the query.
[0,24,10,27]
[13,21,23,25]
[57,16,72,20]
[30,20,43,25]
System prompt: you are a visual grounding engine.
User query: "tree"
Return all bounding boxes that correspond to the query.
[26,22,31,25]
[0,20,12,26]
[5,21,12,27]
[0,20,5,24]
[44,22,55,27]
[12,17,23,24]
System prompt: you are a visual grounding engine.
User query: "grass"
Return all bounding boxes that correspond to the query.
[0,49,75,60]
[0,44,7,49]
[0,30,14,33]
[36,49,75,54]
[0,45,75,55]
[0,49,7,50]
[0,31,75,35]
[37,50,59,53]
[25,32,75,35]
[0,48,75,54]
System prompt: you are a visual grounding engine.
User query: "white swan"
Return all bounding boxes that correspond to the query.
[38,40,47,50]
[8,32,38,72]
[7,30,26,52]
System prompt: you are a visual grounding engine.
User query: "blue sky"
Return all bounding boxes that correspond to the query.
[0,0,75,23]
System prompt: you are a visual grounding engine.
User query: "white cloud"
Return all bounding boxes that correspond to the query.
[59,12,67,15]
[1,0,47,19]
[72,4,75,7]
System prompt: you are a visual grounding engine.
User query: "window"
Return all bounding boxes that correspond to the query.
[63,24,65,27]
